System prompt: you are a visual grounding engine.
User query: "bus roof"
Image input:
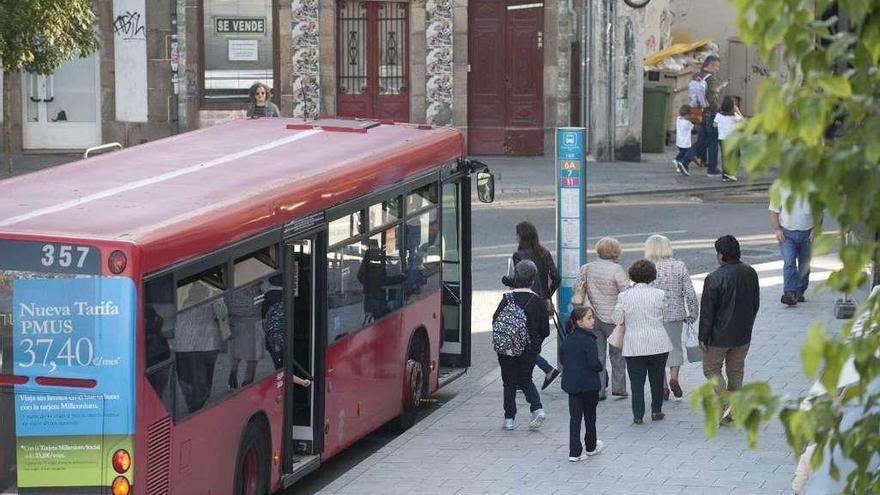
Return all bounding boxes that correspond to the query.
[0,119,464,273]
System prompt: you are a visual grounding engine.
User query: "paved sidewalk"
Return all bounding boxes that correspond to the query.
[318,256,849,495]
[477,152,773,204]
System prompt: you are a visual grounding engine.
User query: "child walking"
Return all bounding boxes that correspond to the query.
[562,306,605,461]
[674,105,695,176]
[714,95,745,182]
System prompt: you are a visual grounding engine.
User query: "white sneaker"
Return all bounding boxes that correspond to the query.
[568,453,589,462]
[585,440,605,456]
[503,418,515,431]
[528,409,546,430]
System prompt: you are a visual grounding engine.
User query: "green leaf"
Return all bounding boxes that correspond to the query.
[813,75,853,98]
[812,233,839,256]
[802,323,826,378]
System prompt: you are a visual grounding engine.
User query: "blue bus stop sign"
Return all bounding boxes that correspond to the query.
[555,128,587,327]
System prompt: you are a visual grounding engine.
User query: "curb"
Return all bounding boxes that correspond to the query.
[586,180,773,203]
[477,180,774,207]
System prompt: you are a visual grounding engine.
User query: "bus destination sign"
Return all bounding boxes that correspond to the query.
[0,240,100,275]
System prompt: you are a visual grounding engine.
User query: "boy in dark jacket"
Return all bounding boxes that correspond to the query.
[493,260,548,431]
[562,306,605,461]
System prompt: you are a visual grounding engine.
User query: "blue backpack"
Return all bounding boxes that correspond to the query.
[492,293,532,356]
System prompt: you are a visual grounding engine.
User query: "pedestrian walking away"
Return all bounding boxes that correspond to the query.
[561,306,606,461]
[679,55,726,176]
[571,237,631,399]
[698,235,760,424]
[769,187,817,306]
[501,221,562,390]
[675,105,695,176]
[645,235,699,400]
[612,259,673,424]
[493,260,548,431]
[715,95,745,182]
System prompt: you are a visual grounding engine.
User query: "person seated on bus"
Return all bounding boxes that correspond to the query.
[246,82,280,118]
[357,240,404,323]
[145,305,171,396]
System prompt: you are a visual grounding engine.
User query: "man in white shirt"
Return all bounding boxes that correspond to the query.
[769,188,815,306]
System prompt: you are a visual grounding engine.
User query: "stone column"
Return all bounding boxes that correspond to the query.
[425,0,453,125]
[292,0,321,118]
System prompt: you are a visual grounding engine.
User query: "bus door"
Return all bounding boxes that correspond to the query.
[281,233,326,479]
[439,176,472,378]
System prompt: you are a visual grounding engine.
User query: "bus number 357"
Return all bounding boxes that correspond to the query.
[41,244,90,269]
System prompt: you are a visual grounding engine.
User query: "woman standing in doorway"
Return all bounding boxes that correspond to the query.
[246,81,281,118]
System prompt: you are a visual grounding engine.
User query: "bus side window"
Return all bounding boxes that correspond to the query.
[359,226,404,323]
[327,239,366,342]
[144,275,175,414]
[405,208,440,303]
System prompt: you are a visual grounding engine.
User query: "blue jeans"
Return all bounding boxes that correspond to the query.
[682,114,719,173]
[535,354,554,374]
[780,228,811,296]
[675,146,689,162]
[498,350,543,419]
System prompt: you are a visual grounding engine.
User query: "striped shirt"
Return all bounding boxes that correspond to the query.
[650,258,699,323]
[612,283,673,357]
[574,259,629,323]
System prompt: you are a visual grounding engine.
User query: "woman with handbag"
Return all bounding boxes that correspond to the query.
[645,235,699,400]
[612,260,673,424]
[571,237,630,399]
[501,221,562,389]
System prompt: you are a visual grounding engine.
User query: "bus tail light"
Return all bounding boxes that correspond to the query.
[111,475,130,495]
[108,250,127,274]
[112,449,131,473]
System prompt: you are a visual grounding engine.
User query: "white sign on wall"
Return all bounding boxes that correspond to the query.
[112,0,148,122]
[228,40,259,61]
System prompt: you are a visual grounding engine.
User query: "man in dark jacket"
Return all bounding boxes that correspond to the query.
[699,235,759,422]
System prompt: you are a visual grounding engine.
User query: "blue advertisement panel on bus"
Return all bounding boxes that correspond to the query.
[9,276,135,488]
[555,128,587,324]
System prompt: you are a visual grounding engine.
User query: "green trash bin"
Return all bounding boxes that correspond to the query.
[642,83,670,153]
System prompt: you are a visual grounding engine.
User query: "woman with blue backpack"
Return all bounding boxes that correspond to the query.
[492,260,548,431]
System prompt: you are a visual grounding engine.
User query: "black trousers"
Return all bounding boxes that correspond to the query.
[497,349,542,419]
[625,353,668,420]
[176,350,219,413]
[568,390,599,456]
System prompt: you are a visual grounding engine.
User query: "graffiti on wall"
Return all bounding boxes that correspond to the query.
[425,0,453,125]
[113,11,146,40]
[292,0,321,118]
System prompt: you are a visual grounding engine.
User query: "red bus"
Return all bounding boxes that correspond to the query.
[0,118,494,495]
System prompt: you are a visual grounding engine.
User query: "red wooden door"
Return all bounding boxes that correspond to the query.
[468,1,544,155]
[337,1,409,122]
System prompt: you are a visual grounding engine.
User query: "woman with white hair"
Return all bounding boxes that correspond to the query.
[644,234,699,399]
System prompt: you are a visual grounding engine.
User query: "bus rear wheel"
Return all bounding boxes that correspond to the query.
[234,421,269,495]
[393,335,427,432]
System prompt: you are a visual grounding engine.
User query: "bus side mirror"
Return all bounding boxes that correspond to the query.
[476,172,495,203]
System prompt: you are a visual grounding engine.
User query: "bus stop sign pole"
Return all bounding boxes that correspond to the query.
[555,127,587,327]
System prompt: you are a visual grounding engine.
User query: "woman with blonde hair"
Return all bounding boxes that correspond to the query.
[644,234,698,399]
[571,236,630,399]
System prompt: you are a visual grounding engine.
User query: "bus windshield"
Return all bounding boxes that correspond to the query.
[0,240,136,493]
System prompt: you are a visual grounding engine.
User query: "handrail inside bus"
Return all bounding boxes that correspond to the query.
[83,142,123,159]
